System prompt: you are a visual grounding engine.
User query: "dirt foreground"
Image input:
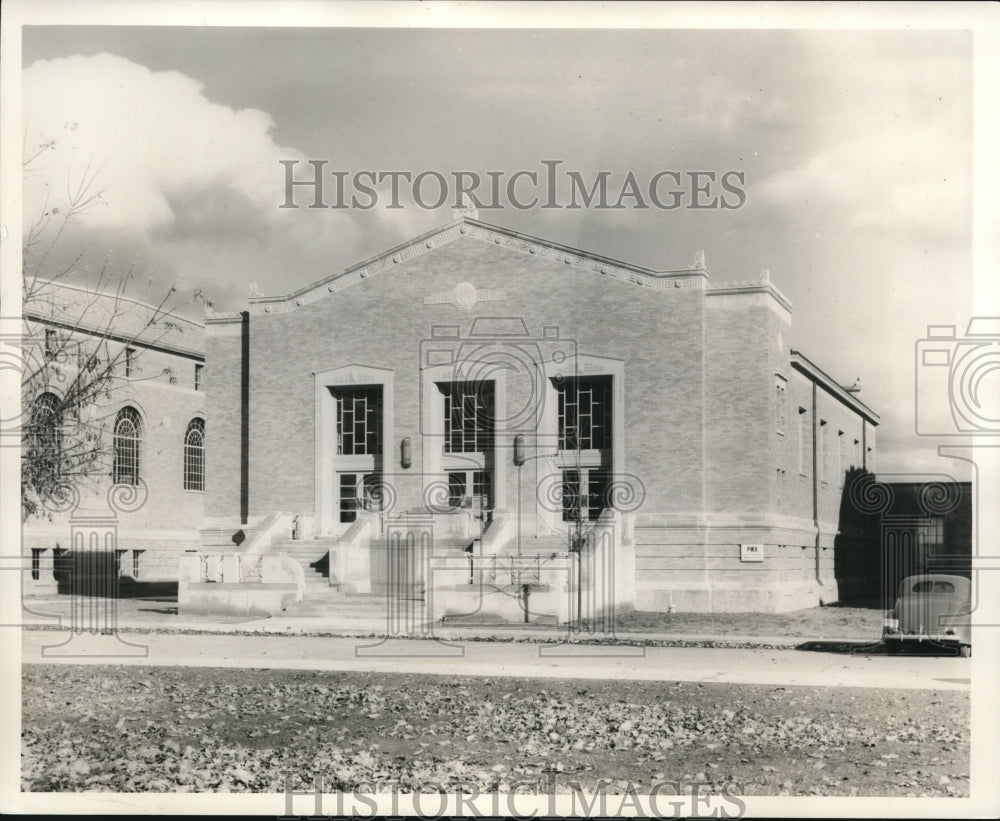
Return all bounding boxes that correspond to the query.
[23,664,968,797]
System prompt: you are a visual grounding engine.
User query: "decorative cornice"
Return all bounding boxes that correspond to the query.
[705,279,793,314]
[204,311,245,325]
[790,350,880,424]
[248,216,708,315]
[24,310,205,360]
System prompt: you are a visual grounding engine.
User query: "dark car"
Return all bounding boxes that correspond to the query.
[883,573,971,656]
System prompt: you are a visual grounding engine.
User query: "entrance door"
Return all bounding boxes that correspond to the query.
[331,386,383,527]
[438,381,495,522]
[556,375,613,523]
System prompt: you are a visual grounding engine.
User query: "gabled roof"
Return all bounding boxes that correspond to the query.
[22,279,204,359]
[248,215,709,315]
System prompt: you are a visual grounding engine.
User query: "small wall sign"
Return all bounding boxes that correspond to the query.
[740,543,764,562]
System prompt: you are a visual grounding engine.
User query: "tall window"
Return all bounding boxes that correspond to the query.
[113,406,142,485]
[818,419,828,483]
[27,393,63,473]
[443,382,494,454]
[798,408,809,475]
[557,376,613,522]
[558,376,611,451]
[183,417,205,491]
[837,430,845,486]
[125,347,136,377]
[335,387,382,455]
[45,329,58,360]
[195,363,204,391]
[775,377,787,434]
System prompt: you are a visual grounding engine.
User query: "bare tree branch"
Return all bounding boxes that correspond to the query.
[21,139,192,521]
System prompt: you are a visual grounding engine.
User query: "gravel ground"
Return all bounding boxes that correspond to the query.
[22,664,968,797]
[600,605,884,638]
[24,595,884,639]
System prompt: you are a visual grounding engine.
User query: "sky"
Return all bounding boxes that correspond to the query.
[17,19,979,478]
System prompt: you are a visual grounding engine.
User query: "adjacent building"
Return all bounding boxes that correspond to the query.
[21,279,206,596]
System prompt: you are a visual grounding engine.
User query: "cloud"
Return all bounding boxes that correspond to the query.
[21,53,428,311]
[751,34,971,246]
[756,125,970,242]
[23,53,298,233]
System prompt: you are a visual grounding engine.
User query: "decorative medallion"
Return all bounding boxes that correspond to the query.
[423,281,507,312]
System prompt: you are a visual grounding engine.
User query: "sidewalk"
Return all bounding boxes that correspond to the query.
[18,594,881,649]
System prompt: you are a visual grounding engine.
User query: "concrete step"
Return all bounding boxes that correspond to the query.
[275,550,330,562]
[284,593,418,616]
[273,538,341,549]
[368,536,477,551]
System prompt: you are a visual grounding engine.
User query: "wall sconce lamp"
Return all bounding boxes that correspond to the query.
[400,436,412,469]
[513,434,526,466]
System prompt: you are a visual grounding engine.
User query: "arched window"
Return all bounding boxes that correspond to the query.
[27,393,63,473]
[113,406,142,485]
[183,417,205,491]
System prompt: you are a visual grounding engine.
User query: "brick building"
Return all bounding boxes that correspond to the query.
[199,215,879,616]
[21,280,206,595]
[869,478,973,604]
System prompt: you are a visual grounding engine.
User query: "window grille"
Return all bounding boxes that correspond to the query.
[132,550,144,579]
[27,393,62,471]
[561,468,611,522]
[340,473,358,523]
[183,418,205,491]
[445,470,492,510]
[113,407,142,485]
[558,376,611,451]
[31,549,42,581]
[335,388,382,455]
[443,382,494,454]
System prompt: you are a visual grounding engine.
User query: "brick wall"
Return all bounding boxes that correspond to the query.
[203,315,244,519]
[244,236,707,522]
[22,300,206,588]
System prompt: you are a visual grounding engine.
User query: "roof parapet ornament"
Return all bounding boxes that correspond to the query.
[248,281,262,298]
[691,249,706,271]
[760,268,770,283]
[844,376,863,394]
[454,193,479,221]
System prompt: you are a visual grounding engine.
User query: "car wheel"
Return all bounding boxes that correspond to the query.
[959,645,971,658]
[884,640,902,655]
